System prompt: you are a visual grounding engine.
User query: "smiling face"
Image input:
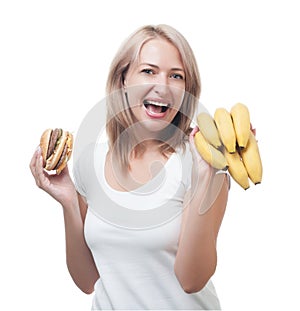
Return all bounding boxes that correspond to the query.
[123,38,186,134]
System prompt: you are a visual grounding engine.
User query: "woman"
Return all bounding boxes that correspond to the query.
[30,24,229,310]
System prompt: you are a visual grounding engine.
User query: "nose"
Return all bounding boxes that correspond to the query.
[153,74,170,96]
[153,83,169,97]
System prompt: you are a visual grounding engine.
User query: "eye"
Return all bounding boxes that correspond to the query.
[170,73,184,80]
[141,68,155,75]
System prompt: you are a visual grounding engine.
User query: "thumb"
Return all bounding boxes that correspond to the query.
[189,126,200,154]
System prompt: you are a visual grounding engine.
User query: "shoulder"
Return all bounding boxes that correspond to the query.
[72,141,109,195]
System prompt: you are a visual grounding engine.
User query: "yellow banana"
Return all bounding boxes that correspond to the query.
[230,103,250,149]
[197,112,222,149]
[224,149,250,190]
[194,131,228,170]
[214,107,236,153]
[240,131,263,185]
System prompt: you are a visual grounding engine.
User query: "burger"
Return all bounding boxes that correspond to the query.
[40,128,73,174]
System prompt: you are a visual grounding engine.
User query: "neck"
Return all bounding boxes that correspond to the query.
[140,139,161,150]
[131,139,162,160]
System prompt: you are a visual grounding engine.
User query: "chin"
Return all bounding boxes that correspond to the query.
[144,119,170,132]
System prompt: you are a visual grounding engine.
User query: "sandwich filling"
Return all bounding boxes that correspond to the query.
[46,128,62,159]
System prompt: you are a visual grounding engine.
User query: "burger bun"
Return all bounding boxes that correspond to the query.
[39,128,73,175]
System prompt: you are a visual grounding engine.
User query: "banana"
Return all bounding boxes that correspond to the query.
[230,103,250,149]
[214,108,236,153]
[224,148,250,190]
[197,112,222,149]
[194,131,228,170]
[240,131,263,185]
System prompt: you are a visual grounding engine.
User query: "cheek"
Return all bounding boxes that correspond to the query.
[126,85,152,108]
[126,89,142,109]
[172,88,185,110]
[168,108,180,121]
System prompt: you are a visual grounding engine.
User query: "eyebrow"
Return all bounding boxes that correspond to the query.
[139,63,184,72]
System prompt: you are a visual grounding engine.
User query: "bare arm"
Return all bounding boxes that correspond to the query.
[30,148,99,294]
[62,193,100,294]
[175,176,228,293]
[174,128,229,293]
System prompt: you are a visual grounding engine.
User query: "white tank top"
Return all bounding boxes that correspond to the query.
[73,141,221,310]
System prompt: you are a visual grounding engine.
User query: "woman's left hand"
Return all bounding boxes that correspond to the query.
[188,126,227,215]
[188,126,214,175]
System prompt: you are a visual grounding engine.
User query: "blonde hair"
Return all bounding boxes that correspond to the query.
[106,24,201,168]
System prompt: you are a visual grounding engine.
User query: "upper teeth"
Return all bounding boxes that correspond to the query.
[145,100,169,107]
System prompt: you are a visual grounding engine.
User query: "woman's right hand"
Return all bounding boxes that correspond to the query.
[30,146,78,208]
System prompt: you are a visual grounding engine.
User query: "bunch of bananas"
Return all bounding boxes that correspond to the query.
[194,103,263,190]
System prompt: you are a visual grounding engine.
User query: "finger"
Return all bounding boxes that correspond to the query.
[189,126,199,141]
[250,122,256,136]
[29,147,40,177]
[188,126,199,151]
[34,152,50,189]
[188,129,207,166]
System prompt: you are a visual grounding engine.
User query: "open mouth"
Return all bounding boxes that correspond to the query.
[143,100,170,115]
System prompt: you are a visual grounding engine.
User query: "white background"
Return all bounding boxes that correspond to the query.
[1,0,299,310]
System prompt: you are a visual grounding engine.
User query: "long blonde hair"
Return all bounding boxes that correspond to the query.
[106,24,201,168]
